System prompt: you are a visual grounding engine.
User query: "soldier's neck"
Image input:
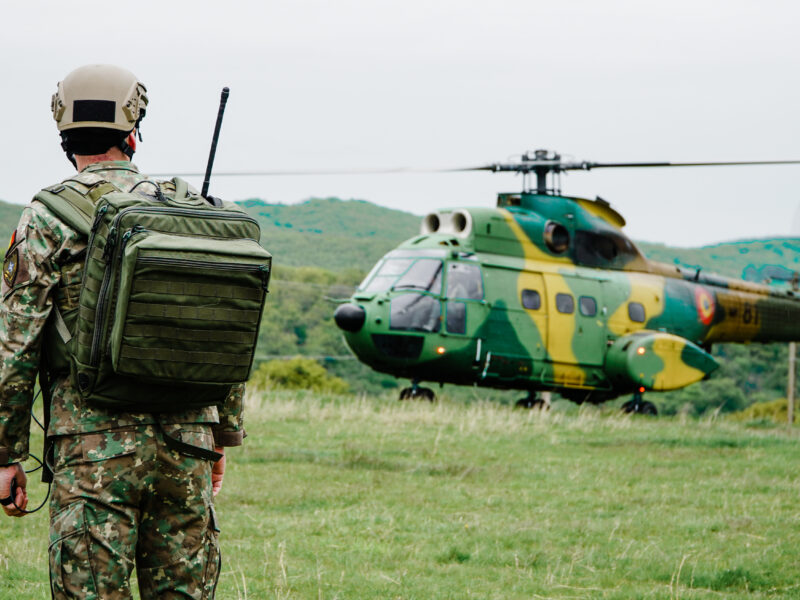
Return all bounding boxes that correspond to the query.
[74,148,130,171]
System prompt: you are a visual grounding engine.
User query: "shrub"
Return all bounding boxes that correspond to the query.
[728,397,791,424]
[248,357,349,393]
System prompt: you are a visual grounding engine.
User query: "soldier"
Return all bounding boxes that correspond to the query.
[0,64,245,599]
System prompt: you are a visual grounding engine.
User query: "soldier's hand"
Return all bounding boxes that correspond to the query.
[0,463,28,517]
[211,447,225,497]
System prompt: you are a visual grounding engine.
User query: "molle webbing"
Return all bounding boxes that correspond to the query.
[122,324,255,345]
[125,302,262,323]
[132,279,263,301]
[120,346,253,367]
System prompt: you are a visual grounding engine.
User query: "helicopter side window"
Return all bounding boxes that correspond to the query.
[521,289,541,310]
[555,293,574,314]
[390,293,442,333]
[360,258,414,293]
[579,296,597,317]
[446,263,483,300]
[446,301,467,334]
[393,259,443,295]
[628,302,646,323]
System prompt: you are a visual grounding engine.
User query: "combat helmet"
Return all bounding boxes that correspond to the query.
[51,64,148,165]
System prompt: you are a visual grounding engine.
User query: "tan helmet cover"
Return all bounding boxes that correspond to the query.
[51,64,148,132]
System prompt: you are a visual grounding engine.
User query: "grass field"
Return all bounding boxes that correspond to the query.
[2,391,800,599]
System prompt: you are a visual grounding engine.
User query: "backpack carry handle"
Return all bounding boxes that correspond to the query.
[172,177,191,202]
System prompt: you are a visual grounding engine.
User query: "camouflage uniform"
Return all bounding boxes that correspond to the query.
[0,161,245,599]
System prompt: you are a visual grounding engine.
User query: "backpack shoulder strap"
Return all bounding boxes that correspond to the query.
[33,180,119,236]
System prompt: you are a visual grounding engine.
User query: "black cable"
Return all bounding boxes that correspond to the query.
[3,389,52,514]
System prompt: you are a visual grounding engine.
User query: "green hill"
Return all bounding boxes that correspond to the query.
[236,197,420,272]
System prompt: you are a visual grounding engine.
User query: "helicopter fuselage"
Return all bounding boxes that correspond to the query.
[334,192,800,402]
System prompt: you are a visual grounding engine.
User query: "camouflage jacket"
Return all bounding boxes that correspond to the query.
[0,161,245,466]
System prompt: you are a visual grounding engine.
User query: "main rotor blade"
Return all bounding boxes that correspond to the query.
[151,159,800,178]
[455,159,800,174]
[575,159,800,171]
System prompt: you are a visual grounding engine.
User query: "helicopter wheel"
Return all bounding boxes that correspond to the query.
[416,387,436,402]
[639,401,658,415]
[398,386,436,402]
[515,394,549,410]
[621,399,658,416]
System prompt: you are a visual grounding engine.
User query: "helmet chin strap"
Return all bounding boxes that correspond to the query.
[59,133,77,169]
[119,123,141,160]
[118,137,135,160]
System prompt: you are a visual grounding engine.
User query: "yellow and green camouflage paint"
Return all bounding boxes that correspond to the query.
[335,191,800,402]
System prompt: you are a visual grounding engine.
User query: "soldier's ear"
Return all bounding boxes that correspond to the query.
[127,131,137,153]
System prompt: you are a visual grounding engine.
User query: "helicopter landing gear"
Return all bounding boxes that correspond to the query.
[621,391,658,416]
[515,392,549,410]
[399,381,435,402]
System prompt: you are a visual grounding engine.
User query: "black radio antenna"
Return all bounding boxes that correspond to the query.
[202,87,230,198]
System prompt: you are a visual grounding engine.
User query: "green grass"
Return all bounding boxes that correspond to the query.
[3,392,800,599]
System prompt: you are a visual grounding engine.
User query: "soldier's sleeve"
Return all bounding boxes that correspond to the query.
[212,383,246,447]
[0,204,63,465]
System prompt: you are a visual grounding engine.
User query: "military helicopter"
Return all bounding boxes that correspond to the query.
[331,151,800,413]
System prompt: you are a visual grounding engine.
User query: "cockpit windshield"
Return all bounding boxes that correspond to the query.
[358,258,413,293]
[393,259,443,294]
[358,257,443,295]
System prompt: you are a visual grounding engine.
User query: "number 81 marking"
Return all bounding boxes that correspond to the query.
[742,303,759,325]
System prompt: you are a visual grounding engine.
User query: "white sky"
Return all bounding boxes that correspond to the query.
[1,0,799,247]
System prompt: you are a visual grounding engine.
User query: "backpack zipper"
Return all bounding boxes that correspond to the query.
[137,256,270,289]
[110,205,259,231]
[90,225,147,366]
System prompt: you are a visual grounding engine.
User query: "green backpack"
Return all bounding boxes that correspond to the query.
[35,177,271,411]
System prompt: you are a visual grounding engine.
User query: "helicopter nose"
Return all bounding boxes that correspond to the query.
[334,303,366,333]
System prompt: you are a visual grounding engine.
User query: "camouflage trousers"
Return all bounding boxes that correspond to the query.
[48,424,221,599]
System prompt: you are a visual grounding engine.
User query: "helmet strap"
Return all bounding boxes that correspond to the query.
[119,123,141,160]
[118,137,135,160]
[59,133,77,169]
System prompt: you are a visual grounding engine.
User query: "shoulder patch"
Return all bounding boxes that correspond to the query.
[3,247,19,287]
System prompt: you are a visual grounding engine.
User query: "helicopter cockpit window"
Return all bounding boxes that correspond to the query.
[574,229,640,269]
[359,258,414,293]
[628,302,646,323]
[393,259,443,295]
[579,296,597,317]
[556,293,574,314]
[521,289,541,310]
[390,293,442,333]
[446,263,483,300]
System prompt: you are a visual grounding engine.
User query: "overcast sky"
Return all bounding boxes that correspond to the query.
[1,0,799,247]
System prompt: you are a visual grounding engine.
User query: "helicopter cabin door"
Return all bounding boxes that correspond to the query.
[543,274,606,367]
[478,265,545,381]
